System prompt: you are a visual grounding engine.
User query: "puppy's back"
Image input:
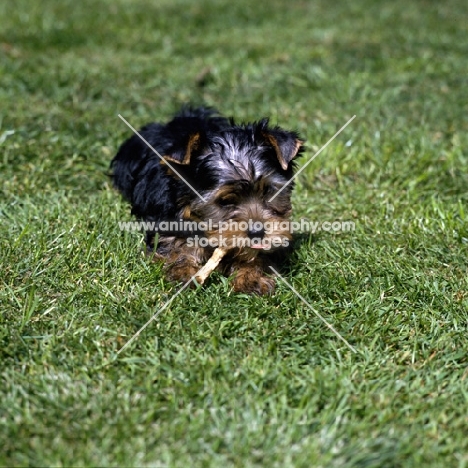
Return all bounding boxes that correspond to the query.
[110,106,229,217]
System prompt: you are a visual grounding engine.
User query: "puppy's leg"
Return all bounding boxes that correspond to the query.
[154,237,206,285]
[229,256,276,295]
[145,230,156,254]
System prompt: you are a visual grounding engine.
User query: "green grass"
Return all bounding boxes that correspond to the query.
[1,0,468,466]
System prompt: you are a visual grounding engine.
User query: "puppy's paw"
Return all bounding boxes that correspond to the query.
[165,261,200,287]
[232,270,276,295]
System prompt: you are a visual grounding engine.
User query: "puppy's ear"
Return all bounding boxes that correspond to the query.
[263,130,304,171]
[261,125,304,171]
[162,133,201,165]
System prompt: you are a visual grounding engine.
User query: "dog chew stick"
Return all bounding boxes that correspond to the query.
[195,247,227,284]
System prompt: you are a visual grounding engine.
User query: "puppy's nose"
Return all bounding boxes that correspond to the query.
[247,227,265,239]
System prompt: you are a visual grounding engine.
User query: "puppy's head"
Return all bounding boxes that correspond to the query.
[161,119,304,254]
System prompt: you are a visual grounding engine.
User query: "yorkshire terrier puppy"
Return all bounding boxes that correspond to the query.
[111,106,304,294]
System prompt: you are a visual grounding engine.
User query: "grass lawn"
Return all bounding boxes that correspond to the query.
[1,0,468,466]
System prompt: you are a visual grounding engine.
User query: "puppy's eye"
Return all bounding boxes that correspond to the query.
[217,197,237,207]
[268,205,288,216]
[271,209,284,216]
